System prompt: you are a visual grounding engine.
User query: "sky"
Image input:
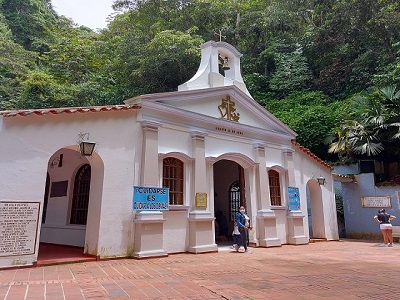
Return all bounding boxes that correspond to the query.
[52,0,116,30]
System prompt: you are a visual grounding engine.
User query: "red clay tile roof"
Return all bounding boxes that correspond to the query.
[1,106,331,172]
[332,173,356,182]
[0,104,140,117]
[292,140,333,170]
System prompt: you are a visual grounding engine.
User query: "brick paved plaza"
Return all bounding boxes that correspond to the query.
[0,240,398,299]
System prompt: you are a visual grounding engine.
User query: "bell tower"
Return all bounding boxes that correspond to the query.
[178,41,252,98]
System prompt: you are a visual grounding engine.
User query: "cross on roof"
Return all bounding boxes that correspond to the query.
[214,29,226,42]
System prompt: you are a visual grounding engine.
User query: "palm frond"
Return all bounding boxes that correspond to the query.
[352,139,384,156]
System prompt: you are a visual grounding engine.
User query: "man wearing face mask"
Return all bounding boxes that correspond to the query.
[236,206,249,252]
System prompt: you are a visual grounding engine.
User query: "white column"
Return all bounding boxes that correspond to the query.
[187,131,217,253]
[140,120,162,187]
[133,120,167,258]
[191,131,208,207]
[284,148,308,245]
[254,144,281,247]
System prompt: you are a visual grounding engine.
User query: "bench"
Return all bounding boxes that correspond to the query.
[392,226,400,241]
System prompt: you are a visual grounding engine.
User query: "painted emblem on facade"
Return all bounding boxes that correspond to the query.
[218,96,240,122]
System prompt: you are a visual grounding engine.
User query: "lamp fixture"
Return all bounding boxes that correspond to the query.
[317,176,326,186]
[78,132,96,156]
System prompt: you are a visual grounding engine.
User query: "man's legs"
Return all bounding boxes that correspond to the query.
[239,227,247,251]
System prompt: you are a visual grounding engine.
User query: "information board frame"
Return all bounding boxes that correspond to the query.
[0,201,40,257]
[133,186,169,211]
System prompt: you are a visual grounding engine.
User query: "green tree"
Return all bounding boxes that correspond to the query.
[0,11,36,109]
[132,29,203,93]
[304,0,400,98]
[269,48,312,98]
[18,69,68,108]
[329,86,400,160]
[40,29,103,84]
[2,0,58,52]
[267,91,342,159]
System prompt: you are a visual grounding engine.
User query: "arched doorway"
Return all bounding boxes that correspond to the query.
[307,179,326,239]
[213,159,245,244]
[38,148,99,265]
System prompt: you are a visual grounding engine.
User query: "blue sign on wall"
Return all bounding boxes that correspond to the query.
[288,186,301,211]
[133,186,169,211]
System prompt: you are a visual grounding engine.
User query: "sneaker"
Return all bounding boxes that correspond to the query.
[388,244,394,247]
[379,243,388,247]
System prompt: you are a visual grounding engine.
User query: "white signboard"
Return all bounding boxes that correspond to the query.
[0,202,40,257]
[361,196,391,208]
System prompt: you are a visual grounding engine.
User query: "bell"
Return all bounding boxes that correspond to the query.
[222,57,230,70]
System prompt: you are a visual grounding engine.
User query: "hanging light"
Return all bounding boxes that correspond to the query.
[80,141,96,156]
[78,132,96,156]
[317,176,326,186]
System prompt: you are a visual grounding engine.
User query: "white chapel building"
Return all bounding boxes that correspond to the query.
[0,41,339,269]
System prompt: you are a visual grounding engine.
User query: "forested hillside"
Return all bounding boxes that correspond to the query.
[1,0,400,163]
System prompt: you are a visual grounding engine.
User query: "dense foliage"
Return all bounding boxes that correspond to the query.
[1,0,400,162]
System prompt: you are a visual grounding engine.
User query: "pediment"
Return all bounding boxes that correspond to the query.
[125,86,297,138]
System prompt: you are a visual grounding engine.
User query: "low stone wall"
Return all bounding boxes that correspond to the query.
[345,232,381,240]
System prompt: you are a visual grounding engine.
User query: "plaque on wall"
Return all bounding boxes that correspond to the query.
[361,196,391,208]
[50,180,68,198]
[195,193,207,208]
[0,201,40,257]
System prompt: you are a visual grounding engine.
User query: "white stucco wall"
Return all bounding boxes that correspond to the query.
[0,104,339,269]
[0,109,141,266]
[340,173,400,239]
[293,148,339,241]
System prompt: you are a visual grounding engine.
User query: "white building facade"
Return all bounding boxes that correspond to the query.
[0,41,338,269]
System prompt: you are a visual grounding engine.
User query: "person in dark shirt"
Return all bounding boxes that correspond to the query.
[374,209,396,247]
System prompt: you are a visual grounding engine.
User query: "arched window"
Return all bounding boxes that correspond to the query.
[163,157,184,205]
[70,164,91,225]
[268,169,282,206]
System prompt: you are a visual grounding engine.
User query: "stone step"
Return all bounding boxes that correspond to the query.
[309,238,327,243]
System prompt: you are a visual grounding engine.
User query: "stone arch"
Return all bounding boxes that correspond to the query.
[43,146,104,256]
[208,152,256,169]
[307,178,326,239]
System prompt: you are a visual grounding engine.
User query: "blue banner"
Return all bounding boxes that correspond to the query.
[288,186,300,211]
[133,186,169,211]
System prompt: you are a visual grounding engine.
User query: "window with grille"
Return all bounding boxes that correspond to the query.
[163,157,184,205]
[229,180,241,221]
[268,169,282,206]
[70,164,91,225]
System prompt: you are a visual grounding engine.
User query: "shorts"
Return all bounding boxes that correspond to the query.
[380,223,392,230]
